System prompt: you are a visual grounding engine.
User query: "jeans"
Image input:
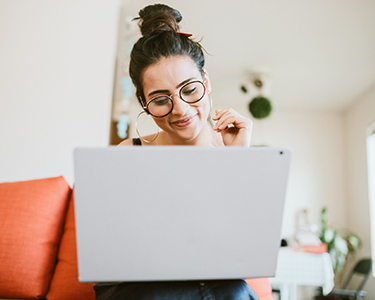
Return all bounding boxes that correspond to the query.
[94,280,259,300]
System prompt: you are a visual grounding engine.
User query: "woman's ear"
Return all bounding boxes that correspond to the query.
[203,69,212,94]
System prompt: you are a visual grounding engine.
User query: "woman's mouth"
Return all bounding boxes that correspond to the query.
[171,115,196,127]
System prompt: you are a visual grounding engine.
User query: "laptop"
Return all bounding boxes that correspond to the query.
[73,146,291,283]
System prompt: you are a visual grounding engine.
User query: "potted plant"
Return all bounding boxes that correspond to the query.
[319,207,362,282]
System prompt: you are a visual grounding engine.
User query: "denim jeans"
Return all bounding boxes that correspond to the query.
[94,280,259,300]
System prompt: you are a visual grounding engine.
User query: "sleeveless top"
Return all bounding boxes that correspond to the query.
[132,138,142,146]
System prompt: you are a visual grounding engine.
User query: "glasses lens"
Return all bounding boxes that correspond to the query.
[147,96,173,117]
[180,81,205,103]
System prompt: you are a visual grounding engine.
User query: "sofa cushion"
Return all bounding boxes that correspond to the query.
[246,278,273,300]
[0,176,71,299]
[46,193,95,300]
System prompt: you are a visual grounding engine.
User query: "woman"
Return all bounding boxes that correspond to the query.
[119,3,252,148]
[95,3,258,299]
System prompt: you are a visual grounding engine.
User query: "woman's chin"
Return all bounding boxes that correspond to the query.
[175,130,200,142]
[172,124,211,143]
[157,117,211,144]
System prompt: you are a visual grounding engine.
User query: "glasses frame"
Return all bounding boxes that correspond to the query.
[142,80,206,118]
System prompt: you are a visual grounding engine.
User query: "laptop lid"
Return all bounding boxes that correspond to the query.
[74,146,291,282]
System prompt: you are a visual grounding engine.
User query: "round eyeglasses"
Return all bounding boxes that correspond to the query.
[143,80,206,118]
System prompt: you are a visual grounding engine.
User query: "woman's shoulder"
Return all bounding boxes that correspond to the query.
[118,133,164,146]
[118,138,142,146]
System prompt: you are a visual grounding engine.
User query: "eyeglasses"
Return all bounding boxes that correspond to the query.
[143,80,206,118]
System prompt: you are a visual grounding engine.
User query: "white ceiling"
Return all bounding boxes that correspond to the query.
[122,0,375,112]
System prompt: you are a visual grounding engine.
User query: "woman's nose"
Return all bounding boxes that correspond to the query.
[171,94,190,115]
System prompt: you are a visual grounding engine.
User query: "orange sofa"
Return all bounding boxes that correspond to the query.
[0,176,273,300]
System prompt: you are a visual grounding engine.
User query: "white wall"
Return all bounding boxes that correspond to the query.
[255,110,348,239]
[0,0,120,186]
[344,84,375,297]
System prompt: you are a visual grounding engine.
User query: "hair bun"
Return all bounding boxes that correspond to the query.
[136,4,182,36]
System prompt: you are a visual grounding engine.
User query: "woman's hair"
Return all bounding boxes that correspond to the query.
[129,3,205,107]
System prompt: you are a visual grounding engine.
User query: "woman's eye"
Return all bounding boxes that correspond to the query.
[182,87,197,95]
[153,97,170,106]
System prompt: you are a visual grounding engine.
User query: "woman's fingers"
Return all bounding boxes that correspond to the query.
[212,108,250,131]
[212,108,253,147]
[213,114,235,131]
[213,109,233,130]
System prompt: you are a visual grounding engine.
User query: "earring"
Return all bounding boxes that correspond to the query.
[135,111,160,143]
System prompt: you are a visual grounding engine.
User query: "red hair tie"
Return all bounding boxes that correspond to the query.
[176,31,192,37]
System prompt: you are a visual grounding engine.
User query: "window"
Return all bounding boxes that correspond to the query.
[367,122,375,276]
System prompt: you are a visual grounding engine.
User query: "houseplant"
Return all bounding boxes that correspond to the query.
[319,207,362,278]
[248,96,272,119]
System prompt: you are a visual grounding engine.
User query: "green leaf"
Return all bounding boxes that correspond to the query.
[324,228,335,243]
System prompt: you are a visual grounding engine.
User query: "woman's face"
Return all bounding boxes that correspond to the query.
[141,55,211,143]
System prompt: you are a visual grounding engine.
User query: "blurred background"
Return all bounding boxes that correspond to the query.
[0,1,374,299]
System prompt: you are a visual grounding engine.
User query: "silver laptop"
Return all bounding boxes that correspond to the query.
[74,146,291,283]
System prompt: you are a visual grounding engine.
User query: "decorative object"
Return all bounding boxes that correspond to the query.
[117,114,130,139]
[319,208,362,276]
[240,71,273,120]
[249,96,272,119]
[294,209,327,254]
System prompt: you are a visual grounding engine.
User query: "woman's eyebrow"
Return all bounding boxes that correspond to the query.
[176,77,196,89]
[147,78,197,97]
[148,89,170,97]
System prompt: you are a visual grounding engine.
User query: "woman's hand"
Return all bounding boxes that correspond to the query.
[212,108,253,147]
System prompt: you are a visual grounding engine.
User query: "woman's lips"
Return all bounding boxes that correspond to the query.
[171,115,196,127]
